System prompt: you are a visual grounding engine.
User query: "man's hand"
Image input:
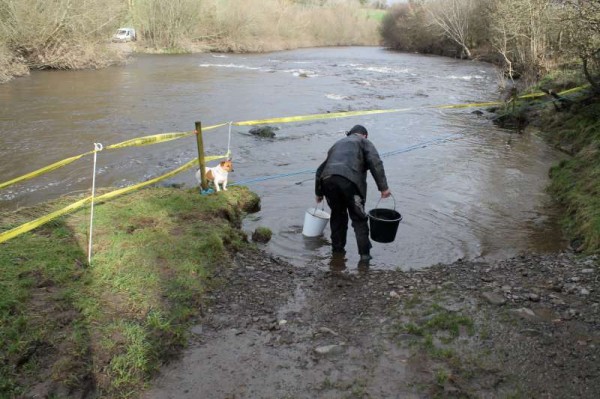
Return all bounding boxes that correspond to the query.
[316,196,324,203]
[381,189,391,199]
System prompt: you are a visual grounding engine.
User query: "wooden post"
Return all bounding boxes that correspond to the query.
[195,121,208,191]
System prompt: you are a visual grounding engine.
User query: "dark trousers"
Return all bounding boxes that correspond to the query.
[321,175,371,255]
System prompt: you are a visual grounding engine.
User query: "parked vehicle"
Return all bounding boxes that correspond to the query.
[112,28,136,43]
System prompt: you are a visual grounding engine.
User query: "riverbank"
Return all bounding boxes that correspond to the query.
[1,186,598,398]
[0,187,260,397]
[0,1,382,84]
[144,248,599,399]
[491,81,600,254]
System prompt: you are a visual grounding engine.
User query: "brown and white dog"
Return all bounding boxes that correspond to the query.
[195,160,234,191]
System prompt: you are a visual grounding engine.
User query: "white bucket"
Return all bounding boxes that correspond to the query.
[302,207,330,237]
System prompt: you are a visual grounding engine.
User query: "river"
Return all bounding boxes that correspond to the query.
[0,46,566,269]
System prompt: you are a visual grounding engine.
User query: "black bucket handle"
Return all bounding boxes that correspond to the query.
[374,193,396,211]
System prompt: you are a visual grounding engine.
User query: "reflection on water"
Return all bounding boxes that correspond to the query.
[0,47,567,269]
[302,236,329,251]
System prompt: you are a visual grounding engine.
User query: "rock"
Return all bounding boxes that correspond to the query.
[190,325,203,335]
[509,307,537,321]
[441,281,456,289]
[520,328,542,337]
[528,293,541,302]
[249,126,279,138]
[318,327,339,336]
[314,344,343,356]
[482,291,507,306]
[252,227,272,243]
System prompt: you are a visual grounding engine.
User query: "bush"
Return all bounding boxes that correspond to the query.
[0,0,126,72]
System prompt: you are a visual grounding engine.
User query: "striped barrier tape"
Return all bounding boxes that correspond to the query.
[0,153,227,245]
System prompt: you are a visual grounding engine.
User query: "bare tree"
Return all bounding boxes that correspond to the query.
[426,0,475,59]
[488,0,553,83]
[563,0,600,91]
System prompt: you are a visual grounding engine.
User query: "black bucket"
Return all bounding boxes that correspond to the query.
[368,195,402,243]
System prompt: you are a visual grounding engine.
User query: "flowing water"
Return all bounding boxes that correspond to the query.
[0,47,566,269]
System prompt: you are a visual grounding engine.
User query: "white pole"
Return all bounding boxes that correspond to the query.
[227,121,233,158]
[88,143,103,264]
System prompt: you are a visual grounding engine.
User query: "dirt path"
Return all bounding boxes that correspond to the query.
[143,249,599,399]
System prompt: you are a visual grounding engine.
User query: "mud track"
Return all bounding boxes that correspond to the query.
[144,249,599,399]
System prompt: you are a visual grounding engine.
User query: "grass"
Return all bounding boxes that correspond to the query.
[541,93,600,252]
[390,301,478,397]
[396,304,474,341]
[0,186,259,397]
[363,9,386,22]
[252,226,273,243]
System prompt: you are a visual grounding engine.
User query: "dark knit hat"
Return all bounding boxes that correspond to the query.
[347,124,368,136]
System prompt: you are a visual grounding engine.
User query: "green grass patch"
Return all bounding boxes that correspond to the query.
[542,96,600,252]
[397,305,474,340]
[363,8,386,22]
[0,186,259,397]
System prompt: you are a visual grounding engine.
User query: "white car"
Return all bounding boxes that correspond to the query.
[112,28,136,43]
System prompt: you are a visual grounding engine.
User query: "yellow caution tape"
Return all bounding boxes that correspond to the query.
[106,131,195,149]
[434,101,503,110]
[0,152,92,190]
[0,123,228,190]
[0,153,229,244]
[105,123,228,150]
[233,108,414,126]
[518,85,589,100]
[0,196,93,244]
[555,85,589,96]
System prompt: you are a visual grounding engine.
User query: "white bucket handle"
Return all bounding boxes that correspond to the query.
[312,200,326,216]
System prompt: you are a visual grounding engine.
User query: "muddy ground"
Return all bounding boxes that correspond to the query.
[143,249,599,399]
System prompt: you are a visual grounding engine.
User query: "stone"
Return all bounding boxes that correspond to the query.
[528,293,541,302]
[482,291,507,306]
[249,126,279,138]
[314,344,343,356]
[509,307,538,321]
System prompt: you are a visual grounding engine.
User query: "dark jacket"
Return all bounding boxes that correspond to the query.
[315,133,388,199]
